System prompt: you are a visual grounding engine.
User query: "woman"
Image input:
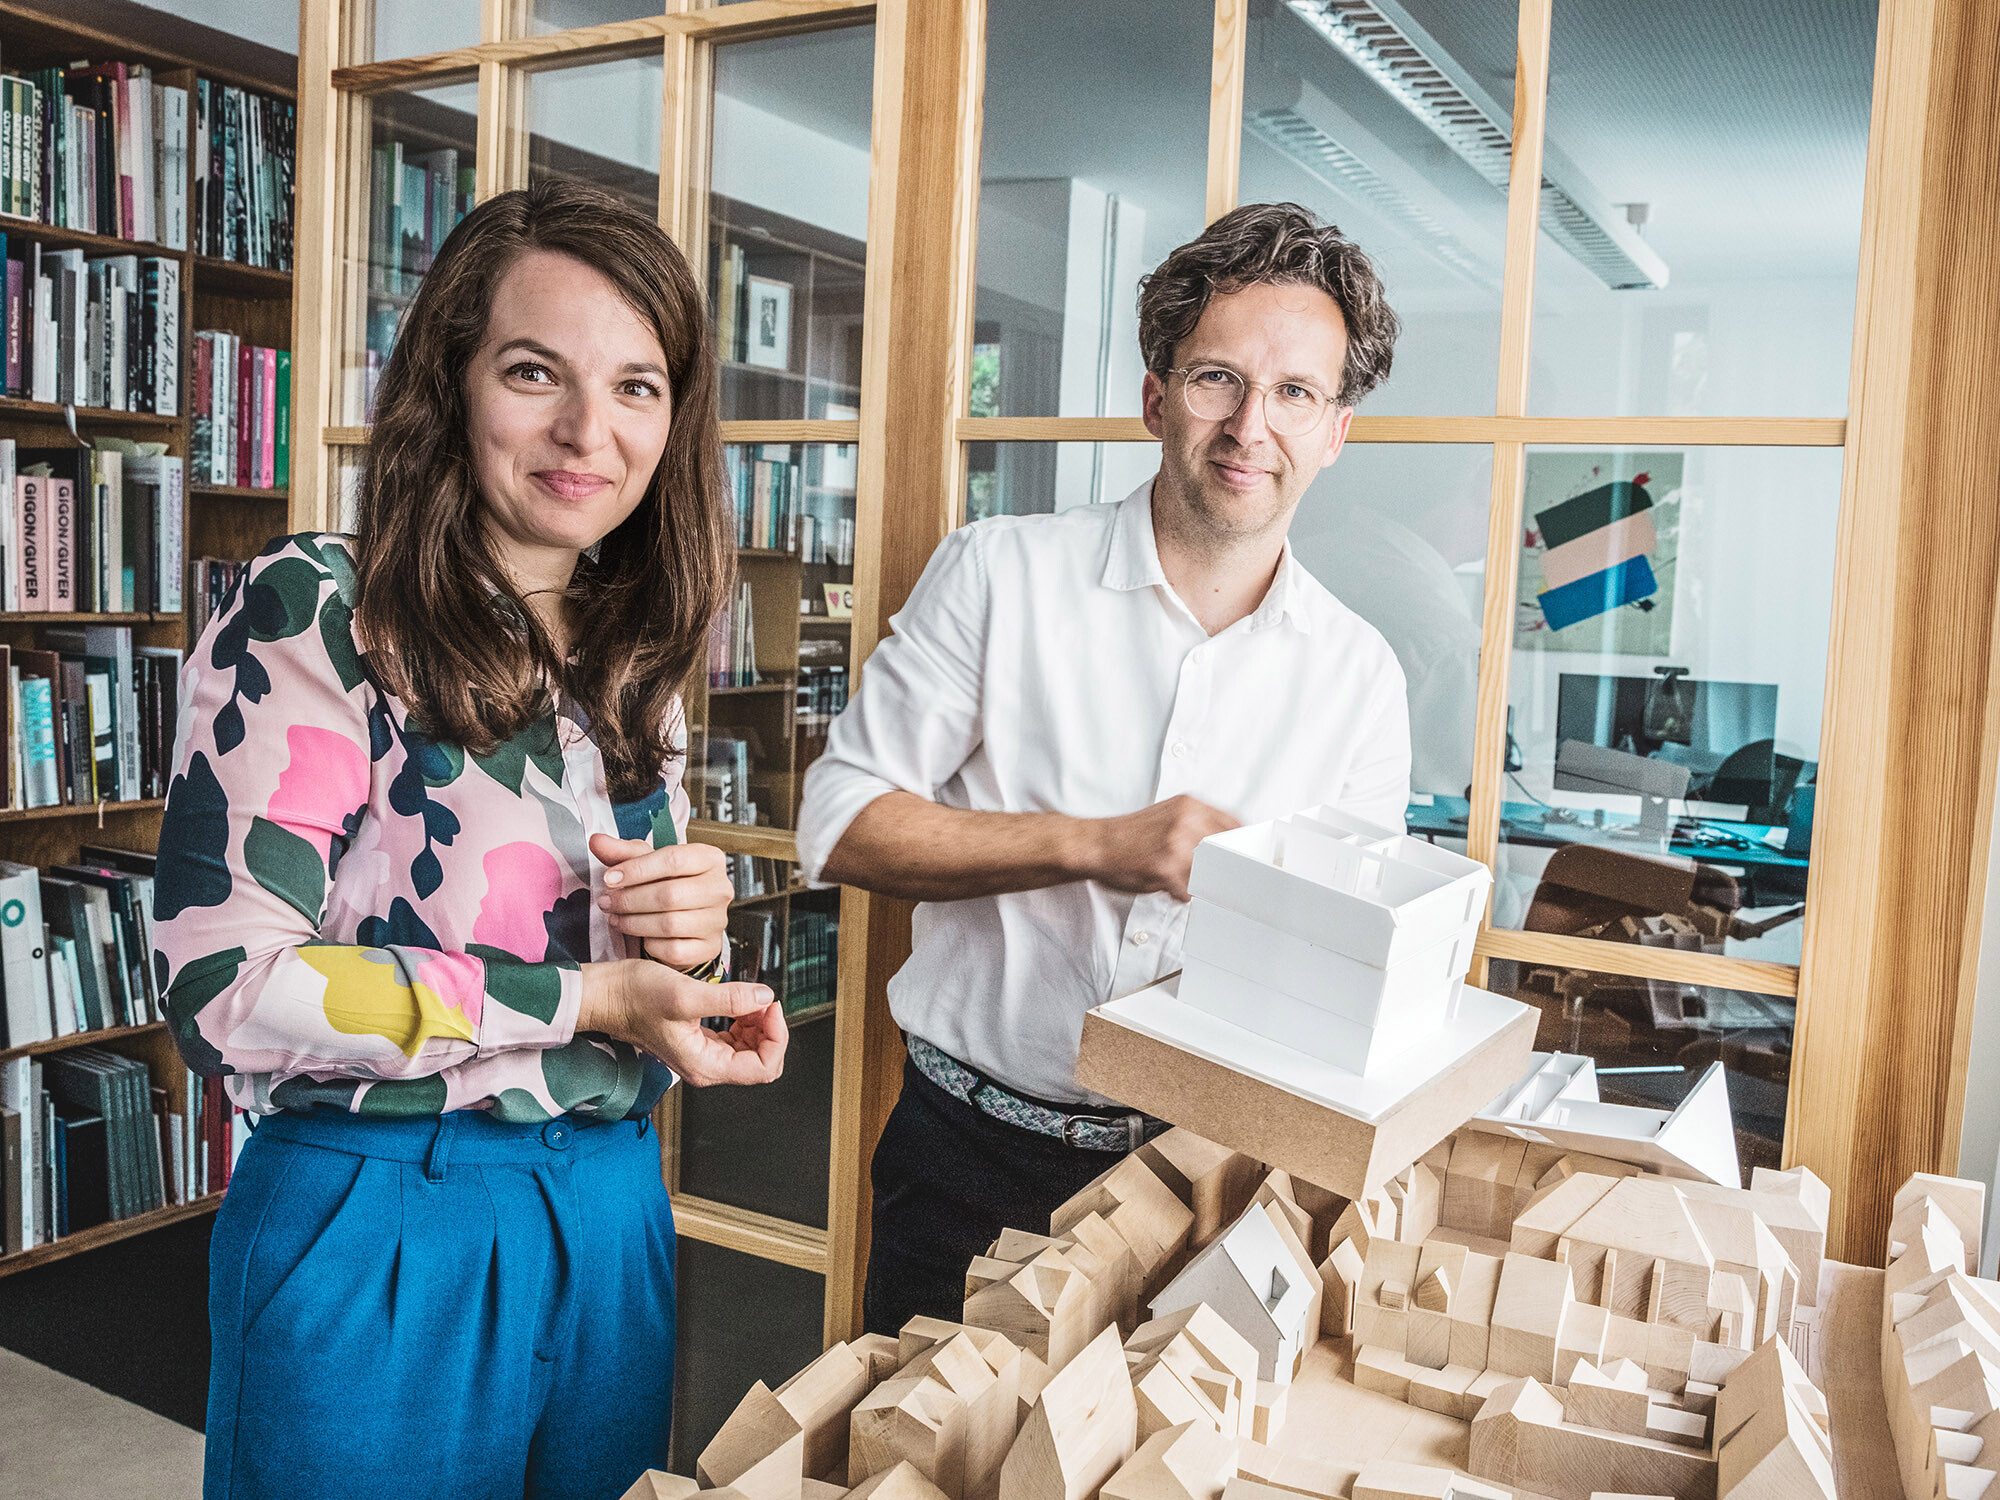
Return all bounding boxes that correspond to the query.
[154,180,788,1500]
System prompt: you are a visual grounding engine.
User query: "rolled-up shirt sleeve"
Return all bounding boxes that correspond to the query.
[798,523,992,886]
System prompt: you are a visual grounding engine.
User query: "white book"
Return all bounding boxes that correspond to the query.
[160,457,183,612]
[166,1110,184,1205]
[55,250,86,405]
[0,864,50,1048]
[46,934,77,1037]
[131,72,155,245]
[78,625,140,803]
[31,273,55,404]
[210,332,235,487]
[7,667,20,808]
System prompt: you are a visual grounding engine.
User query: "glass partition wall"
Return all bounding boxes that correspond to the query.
[962,0,1873,1180]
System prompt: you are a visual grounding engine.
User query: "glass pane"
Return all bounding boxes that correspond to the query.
[676,877,839,1226]
[529,0,664,32]
[670,1237,826,1474]
[1290,444,1492,803]
[526,53,663,213]
[711,28,875,420]
[341,82,479,425]
[1485,958,1791,1181]
[349,0,481,63]
[963,441,1163,521]
[701,444,858,831]
[1528,0,1876,416]
[1243,0,1516,415]
[1484,447,1837,967]
[971,0,1210,418]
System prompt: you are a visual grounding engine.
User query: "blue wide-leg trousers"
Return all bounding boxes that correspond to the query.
[204,1108,677,1500]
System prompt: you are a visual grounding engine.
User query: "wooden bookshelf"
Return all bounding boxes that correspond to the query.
[0,1191,222,1280]
[0,2,294,1278]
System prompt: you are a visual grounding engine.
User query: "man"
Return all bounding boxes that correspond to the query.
[796,202,1413,1336]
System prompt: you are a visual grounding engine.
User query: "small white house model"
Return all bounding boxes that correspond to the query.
[1178,807,1492,1076]
[1471,1051,1742,1186]
[1147,1203,1318,1384]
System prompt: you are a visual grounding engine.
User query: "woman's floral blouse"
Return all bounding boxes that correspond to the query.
[153,533,688,1121]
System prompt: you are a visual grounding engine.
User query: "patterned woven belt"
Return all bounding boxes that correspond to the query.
[906,1034,1152,1154]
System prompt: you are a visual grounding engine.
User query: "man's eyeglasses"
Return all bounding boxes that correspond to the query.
[1167,364,1337,437]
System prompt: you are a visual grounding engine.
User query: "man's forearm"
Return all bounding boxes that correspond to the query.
[819,790,1104,902]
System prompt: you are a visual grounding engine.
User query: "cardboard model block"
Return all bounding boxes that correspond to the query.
[621,1474,700,1500]
[1129,1347,1232,1444]
[1488,1254,1575,1385]
[1250,1381,1286,1445]
[1052,1156,1194,1298]
[777,1342,876,1480]
[1098,1420,1239,1500]
[1444,1131,1530,1242]
[964,1251,1096,1370]
[1125,1305,1259,1443]
[701,1381,808,1500]
[999,1325,1138,1500]
[1074,975,1536,1200]
[1714,1336,1835,1500]
[1894,1174,1987,1271]
[1319,1237,1366,1339]
[1560,1359,1651,1438]
[1467,1376,1718,1500]
[848,1335,1001,1498]
[1351,1460,1508,1500]
[848,1463,953,1500]
[1136,1129,1262,1253]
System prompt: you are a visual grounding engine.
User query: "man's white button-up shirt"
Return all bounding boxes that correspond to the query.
[796,478,1412,1104]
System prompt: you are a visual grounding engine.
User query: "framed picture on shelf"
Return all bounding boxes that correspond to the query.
[745,276,792,370]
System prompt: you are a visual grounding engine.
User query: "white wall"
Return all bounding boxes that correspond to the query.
[710,92,870,242]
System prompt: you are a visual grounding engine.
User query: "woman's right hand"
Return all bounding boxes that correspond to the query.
[578,960,788,1087]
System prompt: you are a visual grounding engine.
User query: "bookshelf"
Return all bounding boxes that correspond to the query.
[0,1,294,1274]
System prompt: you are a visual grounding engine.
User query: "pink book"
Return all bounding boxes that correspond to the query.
[16,476,44,612]
[46,479,73,612]
[256,347,276,489]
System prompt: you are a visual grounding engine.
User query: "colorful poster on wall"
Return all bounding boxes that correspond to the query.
[1515,451,1683,655]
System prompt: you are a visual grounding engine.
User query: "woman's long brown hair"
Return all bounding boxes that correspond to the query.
[354,180,731,802]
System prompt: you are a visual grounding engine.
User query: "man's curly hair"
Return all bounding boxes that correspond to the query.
[1138,202,1400,406]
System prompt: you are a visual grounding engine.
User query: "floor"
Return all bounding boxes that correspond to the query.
[0,1347,204,1499]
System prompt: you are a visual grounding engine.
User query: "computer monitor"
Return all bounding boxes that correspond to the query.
[1555,671,1783,813]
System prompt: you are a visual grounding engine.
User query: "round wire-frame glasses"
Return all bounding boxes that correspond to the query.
[1167,363,1336,436]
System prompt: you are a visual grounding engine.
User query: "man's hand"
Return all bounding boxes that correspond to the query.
[1083,794,1240,901]
[579,960,787,1087]
[590,833,732,970]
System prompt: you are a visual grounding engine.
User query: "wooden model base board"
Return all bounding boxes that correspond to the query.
[1241,1261,1898,1500]
[1076,977,1536,1198]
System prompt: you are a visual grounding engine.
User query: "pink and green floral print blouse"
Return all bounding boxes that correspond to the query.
[154,533,688,1121]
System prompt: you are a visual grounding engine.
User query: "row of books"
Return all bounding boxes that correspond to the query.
[708,578,762,689]
[4,232,180,411]
[728,445,804,553]
[696,730,759,829]
[0,632,182,811]
[726,906,783,989]
[796,664,849,740]
[193,79,294,271]
[784,901,839,1017]
[187,555,247,639]
[0,62,187,249]
[0,847,165,1048]
[0,441,184,614]
[1,1048,243,1255]
[359,141,473,419]
[191,332,289,490]
[722,855,788,905]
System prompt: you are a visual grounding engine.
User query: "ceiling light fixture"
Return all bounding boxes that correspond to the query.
[1284,0,1670,290]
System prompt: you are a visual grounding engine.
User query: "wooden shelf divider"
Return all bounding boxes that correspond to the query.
[0,1194,225,1280]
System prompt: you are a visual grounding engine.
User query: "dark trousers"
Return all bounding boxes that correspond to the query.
[862,1058,1138,1337]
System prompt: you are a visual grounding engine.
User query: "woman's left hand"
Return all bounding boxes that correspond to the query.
[589,833,732,969]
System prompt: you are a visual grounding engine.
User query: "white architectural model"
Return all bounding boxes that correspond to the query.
[1177,808,1490,1075]
[1471,1052,1742,1187]
[1148,1199,1319,1384]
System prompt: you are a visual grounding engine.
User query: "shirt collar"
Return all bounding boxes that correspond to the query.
[1103,474,1314,635]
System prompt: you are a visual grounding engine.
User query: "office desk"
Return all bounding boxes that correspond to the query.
[1403,795,1810,875]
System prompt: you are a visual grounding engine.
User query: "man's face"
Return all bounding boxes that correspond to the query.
[1142,280,1355,543]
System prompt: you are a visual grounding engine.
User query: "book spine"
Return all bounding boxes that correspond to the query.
[235,339,251,488]
[275,349,290,490]
[17,477,41,612]
[150,257,178,418]
[5,257,19,398]
[161,459,182,613]
[46,480,72,613]
[21,679,55,807]
[256,347,275,489]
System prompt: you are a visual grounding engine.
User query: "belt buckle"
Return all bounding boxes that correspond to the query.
[1061,1115,1094,1149]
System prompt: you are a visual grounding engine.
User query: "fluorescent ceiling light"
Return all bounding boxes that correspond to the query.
[1284,0,1670,290]
[1246,72,1503,287]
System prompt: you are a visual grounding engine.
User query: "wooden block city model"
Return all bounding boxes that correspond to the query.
[634,808,1997,1500]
